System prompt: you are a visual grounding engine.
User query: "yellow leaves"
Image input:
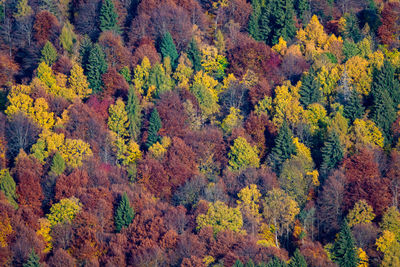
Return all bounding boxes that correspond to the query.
[297,15,328,59]
[254,95,272,116]
[5,92,33,117]
[272,37,287,55]
[350,118,384,148]
[368,50,385,70]
[200,44,227,79]
[306,170,320,187]
[317,65,342,98]
[196,200,244,235]
[237,184,261,219]
[345,56,372,95]
[304,103,329,134]
[31,98,55,129]
[133,56,151,96]
[59,139,93,169]
[357,248,369,267]
[221,107,243,134]
[37,218,52,253]
[173,53,193,90]
[31,130,65,163]
[69,63,91,99]
[257,223,277,247]
[0,214,12,248]
[376,230,396,254]
[47,197,82,227]
[108,98,130,138]
[293,137,312,162]
[148,137,170,160]
[347,199,375,227]
[191,71,220,118]
[228,136,260,171]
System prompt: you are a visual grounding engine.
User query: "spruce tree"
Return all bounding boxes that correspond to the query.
[50,152,65,176]
[248,0,262,41]
[146,108,162,148]
[295,0,309,22]
[320,130,343,176]
[269,0,296,45]
[269,120,297,174]
[245,259,255,267]
[23,249,40,267]
[343,90,364,124]
[126,86,142,141]
[299,68,322,107]
[374,60,400,109]
[79,36,93,71]
[343,13,361,43]
[233,260,244,267]
[288,249,307,267]
[187,38,202,73]
[86,44,108,93]
[259,6,271,44]
[266,257,287,267]
[40,41,57,66]
[332,220,359,267]
[99,0,120,32]
[0,169,18,209]
[114,192,135,232]
[160,31,179,69]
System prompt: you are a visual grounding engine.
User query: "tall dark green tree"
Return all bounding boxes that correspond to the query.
[23,249,40,267]
[187,38,202,72]
[126,86,142,141]
[50,152,65,176]
[295,0,310,22]
[245,259,255,267]
[259,6,271,43]
[343,13,361,43]
[269,0,296,44]
[332,220,359,267]
[233,260,244,267]
[343,90,364,123]
[99,0,120,32]
[288,249,307,267]
[266,257,287,267]
[79,36,93,71]
[146,108,162,148]
[320,130,343,176]
[160,31,179,69]
[86,44,108,93]
[0,169,18,209]
[248,0,262,41]
[374,60,400,109]
[269,120,297,174]
[114,192,135,232]
[299,68,322,107]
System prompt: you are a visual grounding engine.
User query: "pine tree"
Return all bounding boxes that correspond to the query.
[23,249,40,267]
[86,44,108,93]
[266,257,288,267]
[299,68,322,107]
[160,31,179,69]
[245,259,255,267]
[114,192,135,232]
[126,86,142,141]
[343,90,364,124]
[259,6,271,43]
[320,130,343,176]
[40,41,57,66]
[269,120,297,174]
[187,38,202,72]
[233,260,244,267]
[374,60,400,109]
[295,0,309,22]
[99,0,120,32]
[248,0,262,41]
[0,169,18,209]
[343,13,361,43]
[79,36,93,71]
[50,152,65,176]
[146,108,162,149]
[288,249,308,267]
[269,0,296,45]
[332,220,359,267]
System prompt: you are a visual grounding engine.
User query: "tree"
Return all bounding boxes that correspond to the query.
[268,0,296,45]
[343,13,361,43]
[68,63,91,99]
[266,256,288,267]
[50,152,65,176]
[59,21,77,55]
[376,230,400,266]
[0,169,18,209]
[86,44,107,94]
[373,60,400,109]
[148,63,173,98]
[380,207,400,241]
[47,197,82,227]
[346,199,375,228]
[160,31,178,69]
[343,90,364,124]
[190,71,220,119]
[59,139,93,169]
[126,87,142,141]
[228,137,260,171]
[295,0,309,22]
[289,249,307,267]
[332,220,359,267]
[259,6,271,44]
[40,41,57,66]
[108,98,130,139]
[269,121,297,174]
[196,201,244,235]
[23,249,40,267]
[146,108,162,148]
[187,38,202,73]
[99,0,120,32]
[114,192,135,232]
[299,68,322,107]
[233,259,244,267]
[320,130,343,176]
[14,0,32,18]
[248,0,262,41]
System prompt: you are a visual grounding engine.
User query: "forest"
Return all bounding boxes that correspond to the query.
[0,0,400,266]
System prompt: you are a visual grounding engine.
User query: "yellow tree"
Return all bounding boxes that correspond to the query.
[380,206,400,241]
[346,56,372,95]
[228,136,260,171]
[190,71,220,119]
[5,92,33,118]
[296,15,328,59]
[173,53,193,89]
[347,199,375,227]
[47,197,82,227]
[133,56,151,96]
[304,103,329,134]
[37,218,52,252]
[108,98,130,138]
[69,63,91,99]
[237,184,262,219]
[221,107,243,134]
[31,98,55,129]
[350,118,384,148]
[201,44,227,80]
[59,139,93,169]
[0,214,12,248]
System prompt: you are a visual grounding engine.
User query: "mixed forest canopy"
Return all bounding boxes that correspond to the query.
[0,0,400,266]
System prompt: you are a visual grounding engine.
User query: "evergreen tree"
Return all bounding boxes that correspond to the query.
[114,192,135,232]
[50,152,65,176]
[374,60,400,109]
[160,31,179,69]
[126,86,142,141]
[299,68,322,107]
[86,44,108,93]
[146,108,162,148]
[332,220,359,267]
[99,0,120,32]
[288,249,308,267]
[79,36,93,71]
[266,257,287,267]
[295,0,309,22]
[343,90,364,123]
[23,249,40,267]
[187,38,202,72]
[343,13,361,43]
[245,259,255,267]
[320,130,343,176]
[259,6,271,43]
[248,0,262,41]
[0,169,18,209]
[269,0,296,44]
[40,41,57,66]
[269,120,297,174]
[149,63,173,97]
[233,260,244,267]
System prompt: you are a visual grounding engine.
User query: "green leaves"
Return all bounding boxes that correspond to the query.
[115,192,135,232]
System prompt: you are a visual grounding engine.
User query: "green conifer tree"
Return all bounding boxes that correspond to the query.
[114,192,135,232]
[86,44,108,93]
[23,249,40,267]
[50,152,65,176]
[245,259,255,267]
[187,38,202,73]
[40,41,58,66]
[295,0,309,22]
[149,63,173,98]
[120,66,131,83]
[269,0,296,45]
[126,86,142,141]
[0,169,18,209]
[320,130,343,176]
[374,60,400,109]
[146,108,162,148]
[99,0,120,32]
[233,260,244,267]
[343,90,364,124]
[269,120,297,174]
[79,36,93,71]
[299,68,322,107]
[289,249,308,267]
[332,220,359,267]
[259,6,271,43]
[160,31,179,69]
[248,0,262,41]
[266,257,288,267]
[343,13,361,43]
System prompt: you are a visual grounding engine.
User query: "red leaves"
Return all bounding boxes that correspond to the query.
[33,11,60,45]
